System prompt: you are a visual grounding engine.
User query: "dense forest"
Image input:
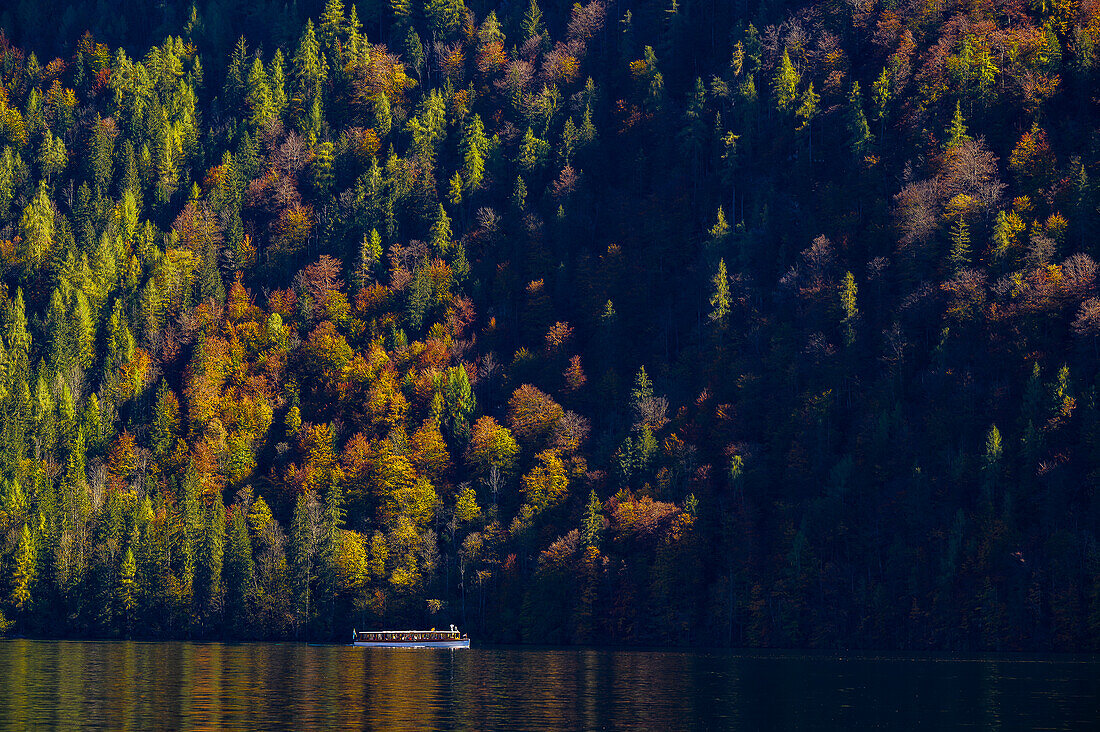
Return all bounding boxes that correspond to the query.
[0,0,1098,651]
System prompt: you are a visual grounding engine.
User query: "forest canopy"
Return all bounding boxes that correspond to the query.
[0,0,1099,651]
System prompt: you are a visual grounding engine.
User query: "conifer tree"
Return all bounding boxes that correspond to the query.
[38,131,67,185]
[795,83,819,161]
[269,51,288,121]
[11,522,37,613]
[582,490,603,548]
[773,49,800,115]
[310,141,335,196]
[709,259,730,328]
[643,46,665,114]
[444,365,476,443]
[450,242,469,282]
[71,292,95,370]
[462,114,487,192]
[224,36,250,114]
[89,118,116,191]
[945,102,970,149]
[518,128,548,172]
[839,272,859,347]
[292,20,327,119]
[225,506,256,635]
[512,174,527,212]
[289,490,316,635]
[949,218,971,273]
[356,230,383,288]
[427,0,465,41]
[403,27,425,79]
[844,82,873,158]
[448,173,464,206]
[316,475,345,633]
[390,0,414,34]
[680,78,707,178]
[194,487,226,634]
[81,394,103,456]
[981,424,1003,511]
[522,0,545,42]
[319,0,347,57]
[430,203,452,255]
[19,184,55,272]
[375,93,393,138]
[872,67,891,138]
[246,57,275,130]
[117,545,137,631]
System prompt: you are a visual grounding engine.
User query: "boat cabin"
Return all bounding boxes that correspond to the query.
[354,629,465,642]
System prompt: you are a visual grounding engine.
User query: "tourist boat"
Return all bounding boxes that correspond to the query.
[351,624,470,648]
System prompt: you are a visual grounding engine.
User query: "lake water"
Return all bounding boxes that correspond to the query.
[0,640,1097,730]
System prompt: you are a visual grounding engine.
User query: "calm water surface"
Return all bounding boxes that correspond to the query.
[0,640,1097,730]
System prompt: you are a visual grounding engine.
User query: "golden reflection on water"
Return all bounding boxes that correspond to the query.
[0,641,1098,730]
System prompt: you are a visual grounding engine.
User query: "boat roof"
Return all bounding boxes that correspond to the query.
[357,630,460,633]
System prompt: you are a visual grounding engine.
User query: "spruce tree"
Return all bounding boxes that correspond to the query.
[773,49,800,115]
[582,490,603,548]
[319,0,347,57]
[375,93,392,138]
[117,545,137,632]
[224,36,250,115]
[316,477,345,634]
[522,0,545,42]
[462,114,487,192]
[430,203,452,254]
[949,217,971,273]
[269,51,288,121]
[427,0,465,41]
[194,487,226,635]
[795,83,819,160]
[225,507,256,636]
[292,20,327,118]
[945,102,970,149]
[839,271,859,347]
[844,82,873,158]
[245,57,275,131]
[11,522,37,613]
[289,491,316,635]
[709,259,730,328]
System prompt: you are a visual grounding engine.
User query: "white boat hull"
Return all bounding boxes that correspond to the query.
[352,639,470,648]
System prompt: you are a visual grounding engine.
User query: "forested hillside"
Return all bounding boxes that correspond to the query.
[0,0,1099,650]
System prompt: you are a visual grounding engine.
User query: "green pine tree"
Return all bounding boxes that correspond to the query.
[945,101,970,149]
[845,82,873,158]
[225,506,256,635]
[245,57,275,130]
[840,271,859,347]
[709,259,731,327]
[773,49,800,115]
[582,490,603,548]
[462,114,487,192]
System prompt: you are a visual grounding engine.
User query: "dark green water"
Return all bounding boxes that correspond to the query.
[0,640,1098,730]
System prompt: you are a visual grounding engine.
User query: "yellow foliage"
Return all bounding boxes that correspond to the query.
[369,531,388,578]
[521,450,569,514]
[336,530,370,594]
[944,193,977,220]
[454,483,481,525]
[365,369,409,432]
[466,416,519,477]
[409,419,451,484]
[1045,212,1068,241]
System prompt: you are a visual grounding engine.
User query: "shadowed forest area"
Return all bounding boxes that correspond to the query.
[0,0,1099,651]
